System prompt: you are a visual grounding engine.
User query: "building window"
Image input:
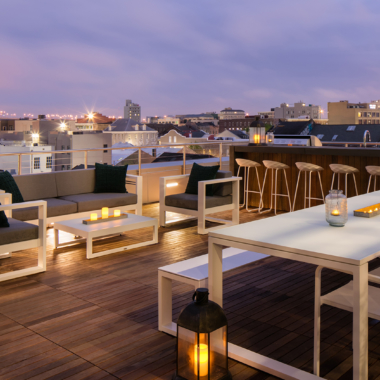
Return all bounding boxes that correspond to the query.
[169,136,172,143]
[34,157,40,169]
[46,156,52,169]
[103,144,108,153]
[332,135,338,141]
[173,136,177,143]
[358,112,362,117]
[363,112,367,117]
[317,134,324,139]
[359,120,363,124]
[61,145,65,150]
[67,165,71,170]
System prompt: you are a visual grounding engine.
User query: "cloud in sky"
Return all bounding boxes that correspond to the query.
[1,0,380,118]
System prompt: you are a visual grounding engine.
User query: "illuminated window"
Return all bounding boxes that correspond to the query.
[34,157,40,169]
[358,112,362,117]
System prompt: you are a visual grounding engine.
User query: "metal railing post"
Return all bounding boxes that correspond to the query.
[219,143,222,168]
[18,154,22,175]
[138,148,142,175]
[84,151,88,169]
[183,147,186,174]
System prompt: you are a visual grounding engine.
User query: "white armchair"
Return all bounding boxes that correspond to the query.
[0,193,47,282]
[159,171,241,234]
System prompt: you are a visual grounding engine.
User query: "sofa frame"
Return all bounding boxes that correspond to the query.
[159,174,240,234]
[0,192,47,282]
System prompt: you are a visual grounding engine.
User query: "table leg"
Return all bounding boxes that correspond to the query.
[158,274,172,332]
[86,236,93,259]
[352,263,368,380]
[153,223,158,244]
[54,228,58,248]
[208,238,223,307]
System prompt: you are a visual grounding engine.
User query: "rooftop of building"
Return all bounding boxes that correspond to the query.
[108,118,155,132]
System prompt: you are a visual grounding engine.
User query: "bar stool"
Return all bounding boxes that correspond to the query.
[293,163,324,211]
[236,158,262,212]
[260,160,292,214]
[330,164,359,196]
[366,166,380,193]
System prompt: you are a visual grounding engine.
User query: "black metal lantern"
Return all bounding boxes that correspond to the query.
[173,288,232,380]
[249,117,266,146]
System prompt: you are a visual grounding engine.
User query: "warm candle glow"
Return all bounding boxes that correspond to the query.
[101,207,109,219]
[194,344,208,376]
[90,213,97,221]
[369,209,373,213]
[331,209,340,216]
[254,134,260,144]
[114,210,121,217]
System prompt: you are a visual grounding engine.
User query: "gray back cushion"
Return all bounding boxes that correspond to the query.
[14,173,58,201]
[56,169,95,197]
[213,170,232,196]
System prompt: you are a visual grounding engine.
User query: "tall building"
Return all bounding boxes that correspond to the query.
[123,99,141,122]
[218,108,245,120]
[274,101,322,120]
[328,100,380,124]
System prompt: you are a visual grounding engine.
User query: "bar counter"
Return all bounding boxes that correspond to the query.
[230,145,380,212]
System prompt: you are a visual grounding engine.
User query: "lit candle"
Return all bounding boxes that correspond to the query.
[101,207,109,219]
[254,134,260,144]
[369,209,373,213]
[114,210,121,217]
[331,209,340,216]
[90,213,97,221]
[194,344,208,376]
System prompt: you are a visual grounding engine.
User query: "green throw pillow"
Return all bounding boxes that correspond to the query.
[0,204,9,228]
[185,163,220,196]
[0,171,24,203]
[94,163,128,193]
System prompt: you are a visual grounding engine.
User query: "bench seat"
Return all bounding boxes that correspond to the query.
[58,193,138,213]
[158,248,269,336]
[12,198,77,221]
[0,218,39,245]
[165,193,233,210]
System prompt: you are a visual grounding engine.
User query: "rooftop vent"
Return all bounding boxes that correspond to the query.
[332,135,338,141]
[347,125,356,131]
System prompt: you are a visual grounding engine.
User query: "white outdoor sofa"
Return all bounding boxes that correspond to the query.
[0,191,46,282]
[3,169,142,225]
[159,170,240,234]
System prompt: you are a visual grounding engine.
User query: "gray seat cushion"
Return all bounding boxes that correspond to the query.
[12,198,77,221]
[59,193,138,213]
[165,193,232,210]
[0,218,38,245]
[214,171,233,196]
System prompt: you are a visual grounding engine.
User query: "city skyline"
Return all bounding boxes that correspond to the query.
[1,0,379,118]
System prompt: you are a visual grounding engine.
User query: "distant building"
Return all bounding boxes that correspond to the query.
[218,108,245,120]
[219,118,251,133]
[146,123,180,137]
[0,142,53,175]
[175,113,218,125]
[309,124,380,144]
[214,129,249,141]
[274,102,322,120]
[258,110,275,119]
[328,100,380,125]
[124,99,141,122]
[153,116,180,125]
[104,118,158,146]
[159,130,208,144]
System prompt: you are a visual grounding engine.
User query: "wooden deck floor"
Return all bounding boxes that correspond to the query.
[1,204,380,380]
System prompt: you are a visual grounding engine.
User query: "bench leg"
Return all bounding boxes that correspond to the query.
[158,273,173,332]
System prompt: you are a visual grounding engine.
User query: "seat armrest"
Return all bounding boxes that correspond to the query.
[197,176,241,186]
[160,174,190,183]
[369,274,380,284]
[0,193,12,217]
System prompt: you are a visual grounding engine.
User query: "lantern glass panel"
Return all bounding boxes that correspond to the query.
[210,326,228,379]
[325,190,348,227]
[177,327,198,380]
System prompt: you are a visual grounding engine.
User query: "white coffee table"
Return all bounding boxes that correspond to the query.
[54,213,158,259]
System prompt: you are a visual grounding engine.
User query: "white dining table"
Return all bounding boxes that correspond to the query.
[208,191,380,380]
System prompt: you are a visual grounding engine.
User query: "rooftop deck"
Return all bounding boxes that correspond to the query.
[1,204,380,379]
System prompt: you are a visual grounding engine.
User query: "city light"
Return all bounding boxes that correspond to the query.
[88,113,94,120]
[60,122,67,129]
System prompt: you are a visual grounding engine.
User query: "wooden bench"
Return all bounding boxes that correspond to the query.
[158,247,269,336]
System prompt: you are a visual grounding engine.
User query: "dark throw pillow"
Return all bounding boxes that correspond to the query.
[94,163,128,193]
[0,171,24,203]
[185,163,220,196]
[0,204,9,228]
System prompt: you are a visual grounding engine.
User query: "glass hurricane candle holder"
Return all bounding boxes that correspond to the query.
[266,132,274,145]
[325,190,347,227]
[249,126,266,145]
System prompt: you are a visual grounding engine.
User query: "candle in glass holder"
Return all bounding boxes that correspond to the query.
[331,209,340,216]
[101,207,109,219]
[114,210,121,217]
[194,344,208,377]
[254,134,260,144]
[90,213,97,221]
